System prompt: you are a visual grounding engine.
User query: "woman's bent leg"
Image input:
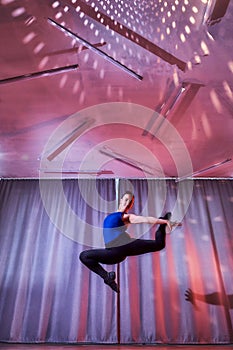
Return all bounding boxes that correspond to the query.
[79,248,126,292]
[79,249,109,279]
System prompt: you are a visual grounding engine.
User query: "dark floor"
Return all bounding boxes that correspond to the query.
[0,344,233,350]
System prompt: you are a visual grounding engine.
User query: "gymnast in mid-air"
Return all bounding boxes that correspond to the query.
[79,191,182,292]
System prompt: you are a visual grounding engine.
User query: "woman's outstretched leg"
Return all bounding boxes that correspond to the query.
[154,212,172,248]
[119,212,171,257]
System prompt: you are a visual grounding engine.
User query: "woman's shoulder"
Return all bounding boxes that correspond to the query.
[122,212,134,223]
[104,211,122,222]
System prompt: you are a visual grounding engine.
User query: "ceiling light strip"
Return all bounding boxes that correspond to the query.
[176,158,232,181]
[64,0,186,71]
[48,18,143,81]
[39,169,114,176]
[46,118,94,161]
[151,82,204,135]
[0,64,78,85]
[99,146,161,176]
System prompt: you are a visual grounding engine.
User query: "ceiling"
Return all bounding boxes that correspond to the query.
[0,0,232,180]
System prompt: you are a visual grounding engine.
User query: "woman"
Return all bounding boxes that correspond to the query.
[79,191,181,293]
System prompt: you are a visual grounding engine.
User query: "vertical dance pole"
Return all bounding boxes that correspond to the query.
[117,262,121,344]
[115,178,121,344]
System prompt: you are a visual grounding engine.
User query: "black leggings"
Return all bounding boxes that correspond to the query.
[79,223,166,280]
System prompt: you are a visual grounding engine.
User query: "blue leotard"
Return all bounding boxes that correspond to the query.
[103,211,131,247]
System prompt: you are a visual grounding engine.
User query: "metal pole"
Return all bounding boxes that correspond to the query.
[0,64,78,85]
[115,178,121,344]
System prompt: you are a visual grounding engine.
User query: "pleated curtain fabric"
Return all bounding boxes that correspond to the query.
[0,178,232,344]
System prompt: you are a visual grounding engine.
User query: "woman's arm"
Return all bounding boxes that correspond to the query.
[127,213,169,225]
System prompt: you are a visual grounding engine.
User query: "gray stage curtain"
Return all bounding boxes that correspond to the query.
[0,178,232,344]
[118,179,233,344]
[0,178,118,343]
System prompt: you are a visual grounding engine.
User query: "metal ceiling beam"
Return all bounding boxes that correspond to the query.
[39,169,114,176]
[0,64,78,85]
[99,145,162,176]
[45,118,95,161]
[48,18,143,81]
[205,0,230,26]
[63,0,186,71]
[177,158,232,181]
[150,81,204,136]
